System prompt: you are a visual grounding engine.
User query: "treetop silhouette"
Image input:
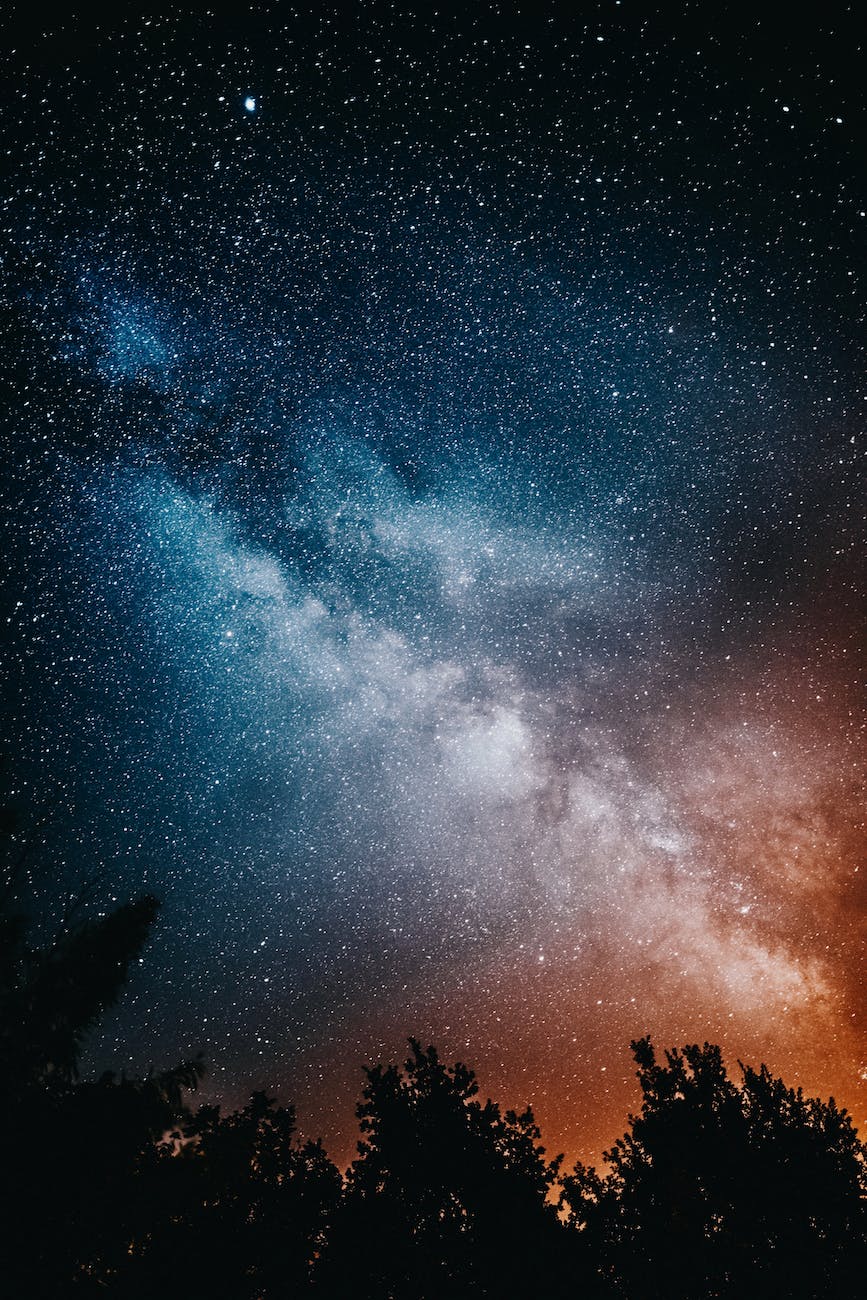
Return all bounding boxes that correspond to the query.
[2,804,864,1298]
[561,1036,867,1298]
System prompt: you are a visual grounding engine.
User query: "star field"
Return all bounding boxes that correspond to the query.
[1,4,864,1167]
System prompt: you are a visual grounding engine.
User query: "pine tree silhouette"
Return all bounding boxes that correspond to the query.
[0,808,203,1294]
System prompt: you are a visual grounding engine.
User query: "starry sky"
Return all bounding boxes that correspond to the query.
[2,3,864,1168]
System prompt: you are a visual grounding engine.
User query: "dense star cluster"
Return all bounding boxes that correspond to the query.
[1,4,864,1166]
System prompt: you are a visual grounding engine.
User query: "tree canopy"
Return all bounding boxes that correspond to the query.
[2,846,864,1297]
[321,1039,577,1298]
[561,1037,867,1298]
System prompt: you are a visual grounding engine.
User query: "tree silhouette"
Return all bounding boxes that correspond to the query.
[123,1090,341,1297]
[560,1037,867,1299]
[0,829,204,1295]
[1,891,161,1093]
[321,1038,580,1298]
[4,799,867,1297]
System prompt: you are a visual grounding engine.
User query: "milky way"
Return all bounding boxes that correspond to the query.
[2,6,864,1167]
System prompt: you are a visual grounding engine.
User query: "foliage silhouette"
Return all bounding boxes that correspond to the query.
[2,891,161,1092]
[3,801,866,1297]
[0,843,204,1294]
[561,1037,867,1299]
[121,1090,341,1297]
[320,1038,582,1298]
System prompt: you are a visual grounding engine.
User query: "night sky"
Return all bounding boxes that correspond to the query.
[2,3,864,1168]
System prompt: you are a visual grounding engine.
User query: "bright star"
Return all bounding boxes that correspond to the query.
[244,96,256,113]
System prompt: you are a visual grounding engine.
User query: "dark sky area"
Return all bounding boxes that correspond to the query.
[1,2,864,1167]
